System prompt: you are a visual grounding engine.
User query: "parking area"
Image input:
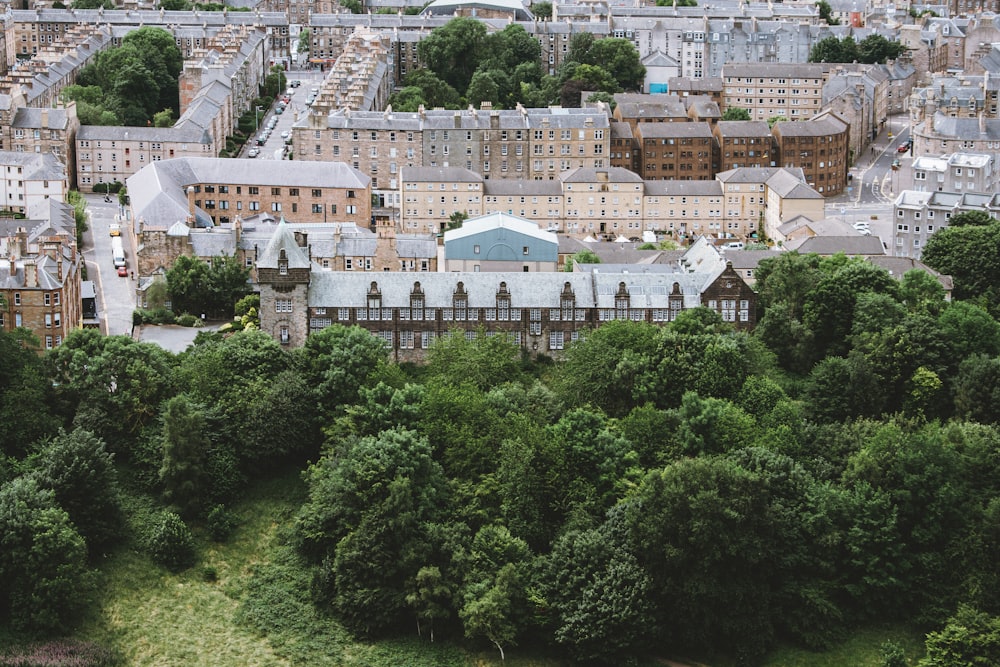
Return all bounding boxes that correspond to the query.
[242,70,328,161]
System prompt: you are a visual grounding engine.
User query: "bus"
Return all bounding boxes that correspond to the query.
[111,236,125,268]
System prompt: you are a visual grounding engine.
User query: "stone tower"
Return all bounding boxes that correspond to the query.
[257,217,311,347]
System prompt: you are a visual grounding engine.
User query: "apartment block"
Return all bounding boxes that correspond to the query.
[295,104,611,200]
[722,63,827,121]
[0,105,79,186]
[0,151,67,215]
[893,190,1000,259]
[714,121,773,173]
[635,122,714,181]
[911,153,997,193]
[772,111,850,196]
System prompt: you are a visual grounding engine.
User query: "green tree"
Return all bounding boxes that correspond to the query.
[948,210,994,227]
[530,1,552,18]
[295,429,447,633]
[387,86,429,112]
[27,429,123,552]
[858,34,905,64]
[460,562,527,661]
[564,248,601,271]
[166,254,250,318]
[0,477,95,634]
[297,28,311,56]
[0,328,59,457]
[417,18,488,95]
[298,324,390,419]
[395,69,462,110]
[543,527,654,663]
[425,326,523,391]
[153,108,175,128]
[809,35,860,63]
[466,71,502,108]
[159,395,210,518]
[817,0,840,24]
[922,221,1000,316]
[722,106,752,121]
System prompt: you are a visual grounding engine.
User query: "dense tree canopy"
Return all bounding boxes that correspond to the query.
[6,245,1000,663]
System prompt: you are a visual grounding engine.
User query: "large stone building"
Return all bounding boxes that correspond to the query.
[892,189,1000,259]
[0,199,83,350]
[257,218,758,356]
[401,164,823,242]
[127,157,372,276]
[294,104,612,205]
[910,153,997,193]
[772,111,850,196]
[721,63,828,121]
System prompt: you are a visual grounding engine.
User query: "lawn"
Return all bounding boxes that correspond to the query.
[762,626,926,667]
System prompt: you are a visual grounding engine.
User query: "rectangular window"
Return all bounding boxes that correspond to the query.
[400,330,414,349]
[275,299,293,313]
[422,331,436,349]
[549,331,565,350]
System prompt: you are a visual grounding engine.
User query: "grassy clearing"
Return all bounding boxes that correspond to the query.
[762,626,926,667]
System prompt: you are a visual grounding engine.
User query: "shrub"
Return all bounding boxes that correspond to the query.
[0,639,121,667]
[205,504,237,542]
[176,314,199,327]
[133,308,177,325]
[92,183,109,194]
[202,566,218,583]
[144,511,196,572]
[234,294,260,317]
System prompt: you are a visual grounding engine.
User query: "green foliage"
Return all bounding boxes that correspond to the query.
[206,504,237,542]
[922,220,1000,317]
[143,510,196,572]
[425,327,523,391]
[564,248,601,271]
[297,28,311,55]
[809,34,904,64]
[921,605,1000,666]
[0,640,121,667]
[73,27,182,126]
[417,18,487,96]
[165,254,251,319]
[26,428,124,552]
[0,328,60,457]
[298,324,390,420]
[159,394,210,518]
[817,0,840,24]
[0,476,95,634]
[722,106,752,121]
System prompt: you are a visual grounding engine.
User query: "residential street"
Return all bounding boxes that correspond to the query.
[82,193,135,337]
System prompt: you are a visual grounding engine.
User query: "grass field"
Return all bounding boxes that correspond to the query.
[61,471,926,667]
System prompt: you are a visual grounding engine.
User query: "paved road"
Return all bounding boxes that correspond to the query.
[243,69,329,161]
[82,193,136,336]
[843,114,912,206]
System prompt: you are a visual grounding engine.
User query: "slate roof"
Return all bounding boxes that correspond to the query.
[782,235,885,255]
[258,218,311,269]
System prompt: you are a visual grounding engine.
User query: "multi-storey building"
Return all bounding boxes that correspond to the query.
[722,63,827,121]
[0,151,67,215]
[256,218,758,355]
[635,122,714,181]
[892,189,1000,259]
[772,111,850,196]
[127,158,372,270]
[0,105,79,186]
[0,199,83,350]
[75,26,268,191]
[911,153,997,193]
[443,212,558,272]
[714,121,773,173]
[295,104,611,203]
[401,165,822,242]
[609,121,638,173]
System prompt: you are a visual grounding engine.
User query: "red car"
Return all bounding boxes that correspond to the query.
[898,142,912,153]
[117,265,128,277]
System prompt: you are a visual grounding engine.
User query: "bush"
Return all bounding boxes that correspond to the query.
[205,504,237,542]
[144,511,196,572]
[176,314,199,327]
[0,640,121,667]
[234,294,260,317]
[92,183,109,194]
[133,308,177,325]
[202,566,218,583]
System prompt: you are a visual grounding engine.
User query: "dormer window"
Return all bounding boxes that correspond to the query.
[278,248,288,275]
[615,282,629,320]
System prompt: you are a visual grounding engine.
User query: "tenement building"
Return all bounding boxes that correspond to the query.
[257,219,758,355]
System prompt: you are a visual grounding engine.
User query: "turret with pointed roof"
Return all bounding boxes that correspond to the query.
[257,217,312,348]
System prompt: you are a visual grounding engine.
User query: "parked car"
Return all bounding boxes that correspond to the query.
[280,130,290,139]
[257,136,267,145]
[897,143,910,153]
[117,265,128,277]
[290,79,301,87]
[248,148,260,158]
[274,106,284,115]
[109,223,121,237]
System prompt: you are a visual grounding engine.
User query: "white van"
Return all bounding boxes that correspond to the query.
[722,241,744,250]
[111,236,125,268]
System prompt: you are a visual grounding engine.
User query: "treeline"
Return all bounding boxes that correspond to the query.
[388,19,644,111]
[2,252,1000,664]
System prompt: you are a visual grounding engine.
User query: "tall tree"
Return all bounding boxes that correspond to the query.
[417,18,488,95]
[159,395,210,518]
[27,429,123,552]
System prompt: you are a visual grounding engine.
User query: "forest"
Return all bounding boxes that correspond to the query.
[2,250,1000,666]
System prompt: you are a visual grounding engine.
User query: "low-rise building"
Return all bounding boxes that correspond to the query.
[892,189,1000,259]
[910,153,997,193]
[443,212,558,272]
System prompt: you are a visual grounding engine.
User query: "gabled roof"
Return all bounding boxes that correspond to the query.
[445,212,557,245]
